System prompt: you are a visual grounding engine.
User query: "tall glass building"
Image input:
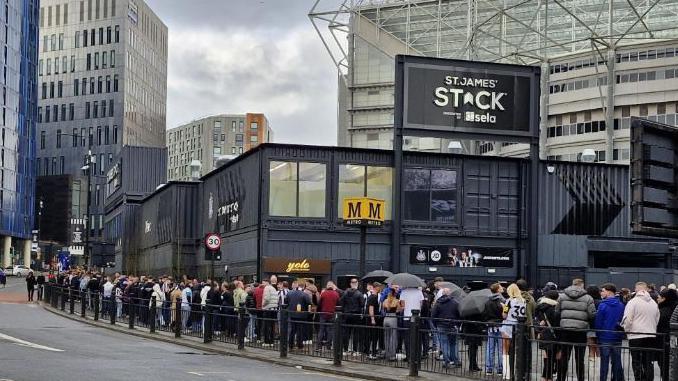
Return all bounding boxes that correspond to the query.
[0,0,39,269]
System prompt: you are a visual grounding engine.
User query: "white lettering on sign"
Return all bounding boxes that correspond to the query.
[217,201,239,217]
[217,200,240,231]
[433,87,506,111]
[433,74,507,125]
[144,220,151,234]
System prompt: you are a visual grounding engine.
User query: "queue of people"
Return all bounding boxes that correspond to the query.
[46,269,678,381]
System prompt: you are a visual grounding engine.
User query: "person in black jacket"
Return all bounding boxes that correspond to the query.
[431,287,461,368]
[484,283,505,376]
[220,282,236,337]
[535,290,560,381]
[339,278,363,355]
[656,288,677,381]
[36,273,45,300]
[287,280,312,350]
[25,272,37,301]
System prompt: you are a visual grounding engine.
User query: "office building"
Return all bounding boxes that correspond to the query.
[310,0,678,163]
[167,113,273,181]
[36,0,167,264]
[0,0,39,270]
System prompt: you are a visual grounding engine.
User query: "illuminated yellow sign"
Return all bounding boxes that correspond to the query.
[342,197,385,226]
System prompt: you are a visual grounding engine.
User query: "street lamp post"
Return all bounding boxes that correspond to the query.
[82,150,95,269]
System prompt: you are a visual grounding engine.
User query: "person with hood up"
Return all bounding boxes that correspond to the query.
[622,281,659,381]
[431,287,461,369]
[149,283,166,326]
[555,278,596,381]
[655,287,676,380]
[594,283,625,381]
[535,290,559,381]
[483,283,505,376]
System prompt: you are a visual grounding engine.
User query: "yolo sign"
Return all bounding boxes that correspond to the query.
[342,197,385,227]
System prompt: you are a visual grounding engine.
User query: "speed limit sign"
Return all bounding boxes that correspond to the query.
[205,233,221,251]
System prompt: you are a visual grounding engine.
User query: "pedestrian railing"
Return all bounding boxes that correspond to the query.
[42,284,678,380]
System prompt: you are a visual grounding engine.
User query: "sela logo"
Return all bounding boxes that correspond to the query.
[144,220,151,234]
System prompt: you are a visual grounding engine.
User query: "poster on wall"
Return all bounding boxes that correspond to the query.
[410,246,513,268]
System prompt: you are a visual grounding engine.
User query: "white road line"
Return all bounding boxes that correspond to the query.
[0,332,64,352]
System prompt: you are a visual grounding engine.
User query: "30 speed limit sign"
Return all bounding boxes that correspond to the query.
[205,233,221,251]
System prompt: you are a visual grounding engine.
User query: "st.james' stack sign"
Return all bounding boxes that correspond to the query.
[398,55,540,140]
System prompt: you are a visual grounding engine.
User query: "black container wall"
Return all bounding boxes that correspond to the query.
[117,144,673,288]
[105,146,168,212]
[137,182,200,276]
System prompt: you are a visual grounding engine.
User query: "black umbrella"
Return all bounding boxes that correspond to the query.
[384,273,426,289]
[361,270,393,282]
[438,282,465,299]
[459,288,492,318]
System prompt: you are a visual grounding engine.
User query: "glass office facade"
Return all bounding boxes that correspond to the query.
[0,0,38,239]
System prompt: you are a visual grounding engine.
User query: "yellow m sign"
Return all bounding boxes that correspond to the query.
[342,197,385,226]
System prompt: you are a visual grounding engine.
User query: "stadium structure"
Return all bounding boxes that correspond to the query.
[309,0,678,163]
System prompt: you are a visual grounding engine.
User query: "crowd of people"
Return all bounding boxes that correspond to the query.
[42,269,678,381]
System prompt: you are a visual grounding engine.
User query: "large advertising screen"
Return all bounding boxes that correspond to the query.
[410,246,514,268]
[397,55,540,140]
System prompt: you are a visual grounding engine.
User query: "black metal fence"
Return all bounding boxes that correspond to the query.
[42,284,678,380]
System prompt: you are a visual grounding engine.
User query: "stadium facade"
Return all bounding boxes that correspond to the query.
[310,0,678,163]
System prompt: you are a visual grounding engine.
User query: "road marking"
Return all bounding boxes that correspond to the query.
[0,332,64,352]
[186,371,232,377]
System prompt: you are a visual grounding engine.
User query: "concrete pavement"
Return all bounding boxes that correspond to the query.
[0,302,361,381]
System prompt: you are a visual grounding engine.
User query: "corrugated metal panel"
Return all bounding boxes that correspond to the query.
[539,162,630,237]
[201,150,260,233]
[122,146,168,195]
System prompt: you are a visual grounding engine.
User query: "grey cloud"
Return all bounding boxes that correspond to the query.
[146,0,339,145]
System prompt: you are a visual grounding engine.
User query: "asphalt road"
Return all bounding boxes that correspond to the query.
[0,296,360,381]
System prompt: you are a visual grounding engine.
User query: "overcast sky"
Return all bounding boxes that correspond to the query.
[145,0,339,146]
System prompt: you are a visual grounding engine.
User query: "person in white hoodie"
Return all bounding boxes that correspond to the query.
[150,283,166,326]
[622,282,659,381]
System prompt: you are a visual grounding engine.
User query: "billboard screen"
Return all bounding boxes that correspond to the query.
[397,55,540,140]
[409,246,514,268]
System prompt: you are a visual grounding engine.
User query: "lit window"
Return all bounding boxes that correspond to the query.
[269,161,326,218]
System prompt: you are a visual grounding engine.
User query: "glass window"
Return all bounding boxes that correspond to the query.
[404,168,457,223]
[404,169,430,221]
[269,161,326,218]
[337,164,392,220]
[269,161,298,216]
[298,162,326,218]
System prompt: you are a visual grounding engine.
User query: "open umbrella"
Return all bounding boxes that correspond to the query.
[361,270,393,282]
[384,273,426,289]
[459,288,492,318]
[438,281,465,299]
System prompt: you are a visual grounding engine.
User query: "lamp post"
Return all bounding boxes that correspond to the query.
[81,150,95,269]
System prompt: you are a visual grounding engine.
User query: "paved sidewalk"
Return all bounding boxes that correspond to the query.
[42,303,477,381]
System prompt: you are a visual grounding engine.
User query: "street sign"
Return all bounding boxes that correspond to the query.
[342,197,385,226]
[205,233,221,251]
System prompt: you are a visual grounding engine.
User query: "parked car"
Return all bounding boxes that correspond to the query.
[12,265,30,277]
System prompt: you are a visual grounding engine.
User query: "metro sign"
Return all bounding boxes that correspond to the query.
[342,197,385,227]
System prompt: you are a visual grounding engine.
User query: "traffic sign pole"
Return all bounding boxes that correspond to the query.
[204,233,222,281]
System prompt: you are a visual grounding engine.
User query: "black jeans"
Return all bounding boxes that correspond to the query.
[263,310,275,344]
[556,330,587,381]
[629,337,655,381]
[289,318,305,349]
[343,315,362,352]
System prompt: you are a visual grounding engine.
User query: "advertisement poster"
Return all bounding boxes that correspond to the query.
[410,246,513,268]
